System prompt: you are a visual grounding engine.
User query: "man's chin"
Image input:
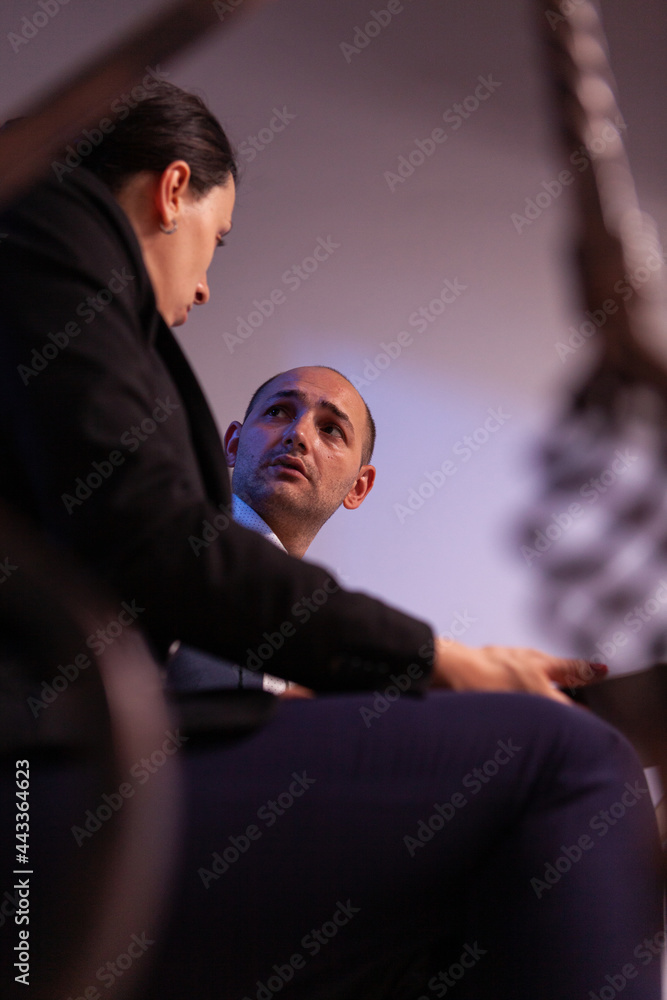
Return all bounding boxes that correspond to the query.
[236,475,314,517]
[265,480,310,503]
[258,483,313,514]
[271,469,309,484]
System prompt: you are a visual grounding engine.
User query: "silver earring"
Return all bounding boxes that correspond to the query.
[160,220,178,234]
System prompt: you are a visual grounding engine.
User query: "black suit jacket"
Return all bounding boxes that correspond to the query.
[0,167,433,696]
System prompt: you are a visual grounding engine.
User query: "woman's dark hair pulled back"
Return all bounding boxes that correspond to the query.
[83,82,236,197]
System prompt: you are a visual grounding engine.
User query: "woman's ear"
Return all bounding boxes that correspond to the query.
[154,159,192,229]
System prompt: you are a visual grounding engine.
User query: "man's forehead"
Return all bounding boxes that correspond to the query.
[257,368,364,416]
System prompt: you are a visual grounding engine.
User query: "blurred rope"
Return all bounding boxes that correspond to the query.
[520,0,667,671]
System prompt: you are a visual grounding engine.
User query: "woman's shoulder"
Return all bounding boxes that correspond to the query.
[0,166,162,354]
[4,166,139,270]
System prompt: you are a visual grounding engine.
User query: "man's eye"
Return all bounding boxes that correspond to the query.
[266,406,285,417]
[323,424,343,438]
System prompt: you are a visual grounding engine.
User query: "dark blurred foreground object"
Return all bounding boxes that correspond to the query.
[0,501,181,999]
[571,665,667,772]
[571,666,667,841]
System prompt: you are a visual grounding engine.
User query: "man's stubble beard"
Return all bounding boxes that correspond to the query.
[234,462,357,539]
[240,479,338,536]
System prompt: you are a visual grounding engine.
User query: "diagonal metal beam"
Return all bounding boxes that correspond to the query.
[0,0,265,208]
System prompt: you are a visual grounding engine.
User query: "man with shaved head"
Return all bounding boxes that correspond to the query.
[225,366,376,557]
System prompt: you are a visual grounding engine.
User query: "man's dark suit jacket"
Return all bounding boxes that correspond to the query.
[0,167,433,713]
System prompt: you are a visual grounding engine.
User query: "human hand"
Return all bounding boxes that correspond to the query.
[430,639,607,705]
[278,683,315,700]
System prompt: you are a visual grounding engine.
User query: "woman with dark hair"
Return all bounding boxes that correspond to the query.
[83,82,238,196]
[76,82,237,329]
[0,84,662,999]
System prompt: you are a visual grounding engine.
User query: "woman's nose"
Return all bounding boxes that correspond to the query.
[194,280,210,305]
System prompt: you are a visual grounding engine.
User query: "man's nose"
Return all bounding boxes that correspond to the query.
[282,418,308,451]
[194,279,210,305]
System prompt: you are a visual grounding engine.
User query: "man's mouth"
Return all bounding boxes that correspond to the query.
[270,455,308,479]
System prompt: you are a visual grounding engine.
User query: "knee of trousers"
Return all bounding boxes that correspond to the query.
[514,694,646,792]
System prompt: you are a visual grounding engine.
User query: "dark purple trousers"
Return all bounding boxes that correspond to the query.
[1,691,663,999]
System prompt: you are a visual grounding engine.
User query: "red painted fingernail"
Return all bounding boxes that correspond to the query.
[588,662,608,675]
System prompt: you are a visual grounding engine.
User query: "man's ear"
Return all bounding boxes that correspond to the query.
[343,465,376,510]
[223,421,243,467]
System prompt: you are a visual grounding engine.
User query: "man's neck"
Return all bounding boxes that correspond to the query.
[269,524,310,559]
[232,495,312,558]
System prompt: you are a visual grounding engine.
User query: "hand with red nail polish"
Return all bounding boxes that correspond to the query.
[431,642,609,706]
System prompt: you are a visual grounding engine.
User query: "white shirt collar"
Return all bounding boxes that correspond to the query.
[232,495,287,552]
